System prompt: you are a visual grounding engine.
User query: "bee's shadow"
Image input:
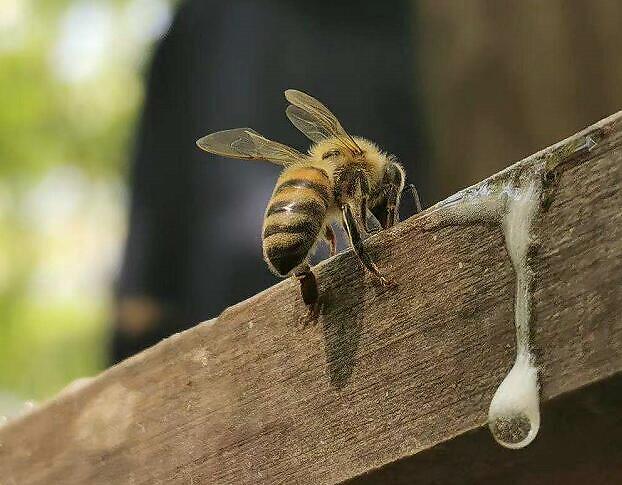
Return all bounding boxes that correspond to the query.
[318,259,365,389]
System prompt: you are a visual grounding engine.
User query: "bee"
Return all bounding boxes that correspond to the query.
[196,90,421,320]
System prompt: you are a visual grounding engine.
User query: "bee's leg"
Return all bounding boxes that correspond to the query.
[349,170,381,235]
[405,183,423,213]
[324,225,337,257]
[384,186,400,229]
[359,189,376,234]
[360,194,371,232]
[341,203,390,287]
[294,265,320,324]
[382,162,407,229]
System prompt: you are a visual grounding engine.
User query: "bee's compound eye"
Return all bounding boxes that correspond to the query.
[322,149,340,159]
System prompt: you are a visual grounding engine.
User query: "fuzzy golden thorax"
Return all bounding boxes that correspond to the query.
[306,136,393,193]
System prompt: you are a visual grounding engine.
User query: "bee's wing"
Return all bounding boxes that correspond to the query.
[196,128,307,166]
[285,89,362,155]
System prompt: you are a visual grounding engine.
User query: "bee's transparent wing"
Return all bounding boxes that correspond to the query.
[196,128,306,166]
[285,89,362,155]
[285,105,327,143]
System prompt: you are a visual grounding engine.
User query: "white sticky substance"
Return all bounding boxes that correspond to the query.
[429,182,502,225]
[431,173,543,449]
[488,350,539,448]
[489,180,541,449]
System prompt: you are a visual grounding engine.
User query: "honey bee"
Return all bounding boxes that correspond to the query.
[197,90,421,320]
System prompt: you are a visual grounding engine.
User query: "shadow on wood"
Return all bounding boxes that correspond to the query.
[321,259,365,389]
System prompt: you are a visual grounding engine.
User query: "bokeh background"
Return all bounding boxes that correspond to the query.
[1,0,621,416]
[0,0,175,413]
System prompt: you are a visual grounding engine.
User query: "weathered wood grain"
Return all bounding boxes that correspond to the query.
[0,112,621,484]
[347,372,622,484]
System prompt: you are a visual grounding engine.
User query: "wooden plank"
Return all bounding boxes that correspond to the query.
[346,371,622,484]
[0,111,621,484]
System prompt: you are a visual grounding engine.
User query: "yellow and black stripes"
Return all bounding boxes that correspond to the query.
[265,199,326,220]
[262,166,332,276]
[273,178,331,202]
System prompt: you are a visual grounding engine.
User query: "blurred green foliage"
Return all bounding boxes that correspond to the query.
[0,0,173,403]
[0,0,146,177]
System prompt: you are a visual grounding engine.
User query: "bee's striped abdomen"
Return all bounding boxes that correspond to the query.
[263,166,332,276]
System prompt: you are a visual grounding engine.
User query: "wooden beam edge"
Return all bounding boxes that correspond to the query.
[4,110,619,432]
[1,110,621,484]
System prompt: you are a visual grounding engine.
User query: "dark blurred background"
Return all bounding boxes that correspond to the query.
[111,0,429,361]
[1,0,621,411]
